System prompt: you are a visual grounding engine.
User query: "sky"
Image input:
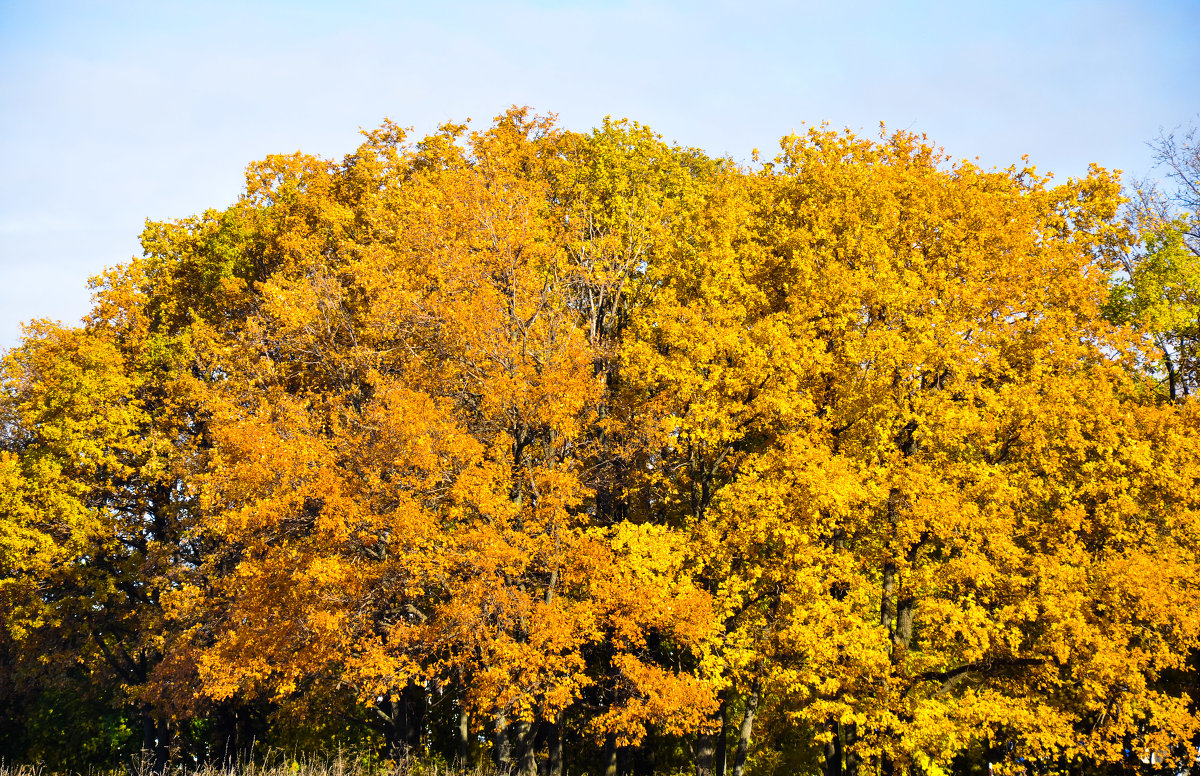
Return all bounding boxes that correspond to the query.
[1,0,1198,349]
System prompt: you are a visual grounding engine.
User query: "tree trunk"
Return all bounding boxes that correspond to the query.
[714,692,729,776]
[381,698,402,759]
[731,679,761,776]
[380,683,425,759]
[494,710,511,771]
[634,730,656,776]
[214,703,234,765]
[696,729,716,776]
[402,681,425,754]
[696,685,731,776]
[881,559,896,636]
[1165,351,1178,401]
[604,734,619,776]
[141,704,157,761]
[141,704,169,773]
[824,718,842,776]
[514,719,537,776]
[882,487,901,652]
[456,696,470,765]
[844,721,860,776]
[545,714,563,776]
[156,717,171,772]
[895,595,915,658]
[214,702,254,766]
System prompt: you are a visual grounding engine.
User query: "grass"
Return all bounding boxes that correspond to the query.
[1,751,505,776]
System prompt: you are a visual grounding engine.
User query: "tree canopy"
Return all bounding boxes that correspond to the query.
[2,109,1199,776]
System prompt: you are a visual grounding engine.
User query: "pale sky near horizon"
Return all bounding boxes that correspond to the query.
[2,0,1198,349]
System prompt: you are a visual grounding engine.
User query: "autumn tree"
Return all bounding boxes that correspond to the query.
[1108,123,1200,400]
[751,127,1200,776]
[3,109,1199,776]
[625,124,1200,776]
[0,268,206,769]
[148,110,721,776]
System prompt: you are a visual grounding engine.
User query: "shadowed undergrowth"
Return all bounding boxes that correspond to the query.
[0,753,513,776]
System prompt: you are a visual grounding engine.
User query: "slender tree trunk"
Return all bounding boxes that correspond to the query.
[895,594,915,657]
[731,679,761,776]
[696,684,732,776]
[214,703,233,766]
[619,744,632,776]
[824,718,842,776]
[882,487,901,655]
[714,692,730,776]
[634,729,656,776]
[158,718,172,772]
[887,485,916,663]
[881,560,896,634]
[1182,332,1191,397]
[456,696,470,765]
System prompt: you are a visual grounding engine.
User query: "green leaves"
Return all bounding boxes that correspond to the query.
[1107,216,1200,398]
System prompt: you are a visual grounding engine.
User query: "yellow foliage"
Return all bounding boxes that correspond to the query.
[3,109,1198,773]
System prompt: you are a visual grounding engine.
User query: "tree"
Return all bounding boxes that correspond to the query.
[154,110,721,775]
[3,109,1199,776]
[636,124,1200,776]
[1109,123,1200,400]
[0,270,205,769]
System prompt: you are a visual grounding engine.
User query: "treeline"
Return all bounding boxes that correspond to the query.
[2,108,1200,776]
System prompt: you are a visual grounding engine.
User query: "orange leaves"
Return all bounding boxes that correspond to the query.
[146,109,733,747]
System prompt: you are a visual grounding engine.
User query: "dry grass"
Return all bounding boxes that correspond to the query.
[0,752,502,776]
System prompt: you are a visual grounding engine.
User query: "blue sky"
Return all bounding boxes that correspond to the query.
[2,0,1198,349]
